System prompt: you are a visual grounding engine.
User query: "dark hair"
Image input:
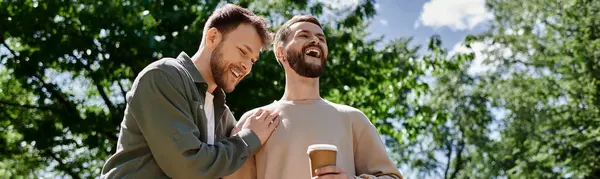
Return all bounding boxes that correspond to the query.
[203,4,272,50]
[273,15,322,49]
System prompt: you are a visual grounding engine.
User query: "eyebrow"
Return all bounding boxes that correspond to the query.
[297,29,325,39]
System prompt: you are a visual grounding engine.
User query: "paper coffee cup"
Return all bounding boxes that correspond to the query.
[307,144,337,177]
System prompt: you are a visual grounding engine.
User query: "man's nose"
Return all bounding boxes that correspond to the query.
[241,61,252,75]
[310,36,319,45]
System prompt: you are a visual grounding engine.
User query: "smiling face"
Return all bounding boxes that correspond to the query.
[282,21,328,78]
[210,23,262,92]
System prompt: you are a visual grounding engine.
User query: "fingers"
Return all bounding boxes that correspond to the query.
[255,109,270,121]
[269,115,281,129]
[267,110,279,121]
[252,108,265,118]
[250,108,282,129]
[266,110,278,122]
[312,174,345,179]
[230,127,240,136]
[315,166,343,176]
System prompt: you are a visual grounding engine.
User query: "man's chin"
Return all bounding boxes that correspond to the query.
[224,87,234,93]
[222,83,236,93]
[214,80,233,93]
[305,58,322,65]
[301,74,321,78]
[300,69,323,78]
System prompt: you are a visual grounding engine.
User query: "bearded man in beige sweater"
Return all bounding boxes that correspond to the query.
[224,15,403,179]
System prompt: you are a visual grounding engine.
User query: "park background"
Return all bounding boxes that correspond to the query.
[1,0,599,178]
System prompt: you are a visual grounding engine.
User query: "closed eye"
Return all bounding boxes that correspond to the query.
[238,48,247,55]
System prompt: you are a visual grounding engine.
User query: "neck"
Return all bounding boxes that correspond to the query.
[280,72,321,101]
[191,46,217,94]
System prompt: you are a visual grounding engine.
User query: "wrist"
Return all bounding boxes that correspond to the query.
[236,128,261,155]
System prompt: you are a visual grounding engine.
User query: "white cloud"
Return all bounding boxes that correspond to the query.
[318,0,359,10]
[313,0,360,23]
[450,41,490,75]
[449,40,510,75]
[380,19,388,26]
[416,0,493,30]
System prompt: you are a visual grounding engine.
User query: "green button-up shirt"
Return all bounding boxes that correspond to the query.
[101,52,261,179]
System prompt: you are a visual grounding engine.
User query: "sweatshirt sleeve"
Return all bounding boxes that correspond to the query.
[350,110,404,179]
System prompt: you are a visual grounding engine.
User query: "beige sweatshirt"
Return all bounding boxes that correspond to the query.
[224,99,403,179]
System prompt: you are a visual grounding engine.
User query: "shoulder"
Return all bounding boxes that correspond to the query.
[240,102,280,119]
[131,57,190,90]
[324,100,374,127]
[324,100,366,118]
[236,102,280,125]
[140,57,187,78]
[128,58,190,99]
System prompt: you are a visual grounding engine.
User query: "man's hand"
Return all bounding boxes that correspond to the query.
[240,109,281,145]
[313,166,353,179]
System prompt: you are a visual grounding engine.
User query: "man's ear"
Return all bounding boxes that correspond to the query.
[205,27,223,50]
[275,45,286,64]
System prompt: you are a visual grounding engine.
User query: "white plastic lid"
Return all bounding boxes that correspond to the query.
[307,144,338,154]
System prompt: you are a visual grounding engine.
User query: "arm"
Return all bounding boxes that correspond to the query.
[352,111,403,179]
[223,110,259,179]
[130,69,261,178]
[312,109,403,179]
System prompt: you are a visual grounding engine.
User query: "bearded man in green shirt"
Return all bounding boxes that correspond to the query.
[101,4,281,179]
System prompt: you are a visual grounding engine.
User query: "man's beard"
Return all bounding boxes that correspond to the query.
[286,45,326,78]
[210,43,234,92]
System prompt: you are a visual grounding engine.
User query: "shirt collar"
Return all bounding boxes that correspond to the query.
[178,52,227,105]
[179,52,205,84]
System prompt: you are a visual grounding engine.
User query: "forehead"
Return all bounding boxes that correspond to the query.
[289,22,323,35]
[224,23,262,51]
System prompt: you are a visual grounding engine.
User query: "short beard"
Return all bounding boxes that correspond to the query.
[210,43,233,92]
[286,46,326,78]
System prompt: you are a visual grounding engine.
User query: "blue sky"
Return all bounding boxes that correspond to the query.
[318,0,497,76]
[367,0,491,51]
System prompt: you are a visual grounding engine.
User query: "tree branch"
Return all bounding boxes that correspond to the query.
[443,140,454,179]
[505,58,534,67]
[31,63,117,143]
[78,59,117,116]
[117,79,127,103]
[449,141,465,179]
[81,62,121,145]
[0,100,54,110]
[2,33,119,174]
[0,28,6,44]
[46,150,81,179]
[95,78,116,113]
[0,42,18,59]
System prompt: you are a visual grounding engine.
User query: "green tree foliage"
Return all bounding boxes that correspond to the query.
[3,0,598,178]
[414,0,600,178]
[474,0,599,178]
[0,0,425,178]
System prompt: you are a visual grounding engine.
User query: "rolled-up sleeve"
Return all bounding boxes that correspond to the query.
[128,68,261,178]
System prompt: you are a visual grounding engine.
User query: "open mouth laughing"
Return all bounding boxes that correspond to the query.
[231,68,241,78]
[304,46,321,58]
